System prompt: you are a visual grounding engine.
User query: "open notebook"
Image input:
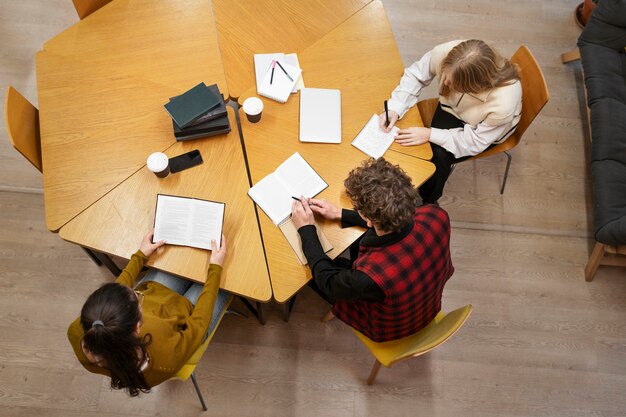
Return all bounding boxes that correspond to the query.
[351,114,399,158]
[248,152,328,225]
[279,217,333,265]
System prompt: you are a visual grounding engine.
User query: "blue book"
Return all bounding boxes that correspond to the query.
[164,82,221,129]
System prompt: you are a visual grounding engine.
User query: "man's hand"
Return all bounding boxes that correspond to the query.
[379,110,399,132]
[394,127,431,146]
[308,198,341,220]
[291,198,316,229]
[210,234,227,267]
[139,230,166,257]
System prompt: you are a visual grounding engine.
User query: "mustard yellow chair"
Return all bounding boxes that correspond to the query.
[352,304,472,385]
[170,292,235,411]
[418,45,549,194]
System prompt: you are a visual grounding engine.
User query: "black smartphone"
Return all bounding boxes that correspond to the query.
[169,149,203,173]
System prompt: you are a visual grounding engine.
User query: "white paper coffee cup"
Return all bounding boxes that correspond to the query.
[147,152,170,178]
[242,97,263,123]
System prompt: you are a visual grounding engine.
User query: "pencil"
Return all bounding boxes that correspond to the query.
[275,61,294,82]
[270,61,276,85]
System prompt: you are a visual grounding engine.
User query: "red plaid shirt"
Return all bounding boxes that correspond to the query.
[332,205,454,342]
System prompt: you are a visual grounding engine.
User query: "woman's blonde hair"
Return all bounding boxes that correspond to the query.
[439,39,519,97]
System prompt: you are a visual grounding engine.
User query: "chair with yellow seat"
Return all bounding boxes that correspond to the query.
[169,292,235,411]
[352,304,472,385]
[71,0,113,19]
[417,45,550,194]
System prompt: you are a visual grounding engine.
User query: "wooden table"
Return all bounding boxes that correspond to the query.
[239,1,435,305]
[37,0,228,231]
[59,108,272,303]
[212,0,371,101]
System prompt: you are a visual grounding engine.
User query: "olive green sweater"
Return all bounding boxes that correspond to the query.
[67,250,221,387]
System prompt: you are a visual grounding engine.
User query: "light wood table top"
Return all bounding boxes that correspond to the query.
[43,0,228,96]
[240,0,435,303]
[59,108,272,302]
[212,0,370,101]
[36,0,229,231]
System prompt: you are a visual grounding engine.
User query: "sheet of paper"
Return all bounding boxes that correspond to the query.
[254,53,285,92]
[351,114,399,158]
[248,175,293,225]
[275,152,328,198]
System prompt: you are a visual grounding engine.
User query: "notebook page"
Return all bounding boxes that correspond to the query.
[189,199,224,250]
[248,174,294,225]
[153,195,192,246]
[275,152,328,198]
[351,114,399,158]
[254,53,285,93]
[257,61,302,103]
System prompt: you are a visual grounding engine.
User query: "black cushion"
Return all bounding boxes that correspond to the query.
[579,0,626,51]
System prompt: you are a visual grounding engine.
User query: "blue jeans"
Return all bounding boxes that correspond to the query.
[137,269,231,339]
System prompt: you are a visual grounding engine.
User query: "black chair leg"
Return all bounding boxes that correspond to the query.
[500,151,512,195]
[190,373,208,411]
[81,247,102,266]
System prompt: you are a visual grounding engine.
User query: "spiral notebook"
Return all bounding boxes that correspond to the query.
[257,60,302,103]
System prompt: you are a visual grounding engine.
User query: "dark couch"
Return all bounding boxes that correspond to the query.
[578,0,626,244]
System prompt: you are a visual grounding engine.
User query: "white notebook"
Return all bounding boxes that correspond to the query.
[351,114,399,158]
[257,60,302,103]
[254,53,285,92]
[153,194,224,251]
[248,152,328,225]
[299,88,342,143]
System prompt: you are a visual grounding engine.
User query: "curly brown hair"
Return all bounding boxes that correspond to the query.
[344,158,419,232]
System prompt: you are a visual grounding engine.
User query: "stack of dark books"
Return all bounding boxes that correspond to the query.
[164,82,230,141]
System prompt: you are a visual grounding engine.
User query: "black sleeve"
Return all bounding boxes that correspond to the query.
[298,225,385,302]
[341,209,368,228]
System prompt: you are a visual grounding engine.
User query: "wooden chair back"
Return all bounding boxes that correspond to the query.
[72,0,113,20]
[4,86,42,172]
[472,45,549,159]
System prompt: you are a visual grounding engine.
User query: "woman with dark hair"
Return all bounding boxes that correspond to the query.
[380,39,522,203]
[68,230,229,396]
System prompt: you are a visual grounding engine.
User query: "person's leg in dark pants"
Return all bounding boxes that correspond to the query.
[418,103,465,203]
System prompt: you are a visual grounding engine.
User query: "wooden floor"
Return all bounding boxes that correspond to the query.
[2,0,625,416]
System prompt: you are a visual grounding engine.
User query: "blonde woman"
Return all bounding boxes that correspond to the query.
[380,39,522,203]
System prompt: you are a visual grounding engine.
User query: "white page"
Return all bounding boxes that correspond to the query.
[275,152,328,197]
[153,195,192,246]
[189,199,224,250]
[254,53,285,93]
[299,88,341,143]
[351,114,399,158]
[285,53,304,93]
[257,60,302,103]
[248,174,294,225]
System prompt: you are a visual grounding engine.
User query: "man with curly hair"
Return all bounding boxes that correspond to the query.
[291,157,454,342]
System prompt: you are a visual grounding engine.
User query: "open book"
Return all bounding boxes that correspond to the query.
[279,217,333,265]
[351,114,400,158]
[153,194,224,250]
[248,152,328,225]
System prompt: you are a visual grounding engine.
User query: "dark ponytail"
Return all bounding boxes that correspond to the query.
[80,283,152,397]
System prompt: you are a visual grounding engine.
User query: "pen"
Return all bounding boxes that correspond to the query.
[275,61,294,82]
[270,61,276,85]
[384,100,389,127]
[291,196,301,201]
